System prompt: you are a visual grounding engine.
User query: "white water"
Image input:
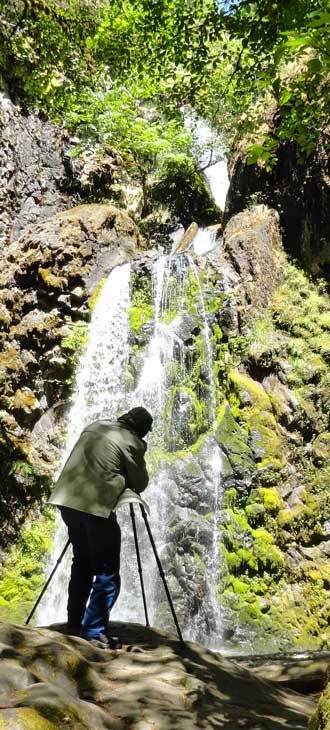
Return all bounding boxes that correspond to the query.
[114,252,225,647]
[204,160,229,211]
[36,263,131,624]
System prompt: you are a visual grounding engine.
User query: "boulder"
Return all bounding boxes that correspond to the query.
[220,204,283,328]
[0,620,316,730]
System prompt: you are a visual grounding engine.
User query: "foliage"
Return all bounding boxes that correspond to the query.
[66,75,193,213]
[0,508,55,624]
[1,0,328,167]
[0,0,102,112]
[152,156,221,226]
[213,0,330,163]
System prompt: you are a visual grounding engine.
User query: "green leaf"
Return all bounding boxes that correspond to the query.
[279,90,293,106]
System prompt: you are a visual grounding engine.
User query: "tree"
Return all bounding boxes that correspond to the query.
[0,0,102,111]
[210,0,330,163]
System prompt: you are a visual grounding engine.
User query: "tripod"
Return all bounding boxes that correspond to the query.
[26,503,184,644]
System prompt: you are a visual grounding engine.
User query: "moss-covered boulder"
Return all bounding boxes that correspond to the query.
[215,401,255,483]
[228,370,285,474]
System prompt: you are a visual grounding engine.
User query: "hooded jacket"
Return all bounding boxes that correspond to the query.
[49,420,149,518]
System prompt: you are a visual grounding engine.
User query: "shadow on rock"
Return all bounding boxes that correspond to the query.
[0,620,317,729]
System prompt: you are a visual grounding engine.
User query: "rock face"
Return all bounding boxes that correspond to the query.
[0,620,316,729]
[212,204,330,651]
[221,204,283,328]
[0,93,77,248]
[120,203,330,652]
[225,139,330,274]
[0,203,141,547]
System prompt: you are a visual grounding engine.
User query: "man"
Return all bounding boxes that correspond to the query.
[49,406,153,650]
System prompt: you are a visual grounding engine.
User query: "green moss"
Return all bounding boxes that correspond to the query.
[0,708,57,730]
[221,503,284,611]
[129,304,153,333]
[215,400,255,476]
[257,487,282,512]
[164,384,209,450]
[0,508,56,624]
[9,459,34,477]
[38,267,66,290]
[246,502,265,524]
[163,309,176,325]
[61,321,88,354]
[222,488,237,508]
[89,277,106,311]
[129,272,154,333]
[211,256,330,648]
[229,370,271,411]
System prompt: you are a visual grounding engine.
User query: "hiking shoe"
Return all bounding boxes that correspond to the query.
[87,632,122,650]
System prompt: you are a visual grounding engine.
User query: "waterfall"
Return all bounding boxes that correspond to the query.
[204,160,229,211]
[36,263,131,625]
[114,252,224,648]
[37,251,225,651]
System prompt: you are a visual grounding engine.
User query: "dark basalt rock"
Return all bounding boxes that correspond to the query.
[225,138,330,274]
[0,94,78,248]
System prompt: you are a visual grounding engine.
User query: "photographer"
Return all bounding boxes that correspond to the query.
[49,406,153,649]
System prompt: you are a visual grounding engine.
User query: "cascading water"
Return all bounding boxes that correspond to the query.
[36,263,131,624]
[37,247,225,650]
[113,252,225,647]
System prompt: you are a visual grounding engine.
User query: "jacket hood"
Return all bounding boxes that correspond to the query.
[117,407,153,438]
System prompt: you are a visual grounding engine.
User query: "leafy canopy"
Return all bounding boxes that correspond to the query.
[1,0,329,171]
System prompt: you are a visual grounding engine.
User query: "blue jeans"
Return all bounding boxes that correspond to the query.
[60,507,121,638]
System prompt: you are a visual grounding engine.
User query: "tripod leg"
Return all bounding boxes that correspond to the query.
[139,505,184,644]
[130,504,150,627]
[26,539,71,625]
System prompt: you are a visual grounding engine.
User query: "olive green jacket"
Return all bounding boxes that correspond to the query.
[49,420,149,518]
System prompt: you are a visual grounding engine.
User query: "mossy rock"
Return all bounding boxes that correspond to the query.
[0,509,55,624]
[311,432,330,465]
[0,708,57,730]
[215,401,255,480]
[129,303,153,333]
[228,370,285,471]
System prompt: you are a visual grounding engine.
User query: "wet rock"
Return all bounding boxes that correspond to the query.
[217,298,238,336]
[215,402,255,485]
[167,455,205,511]
[170,312,199,342]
